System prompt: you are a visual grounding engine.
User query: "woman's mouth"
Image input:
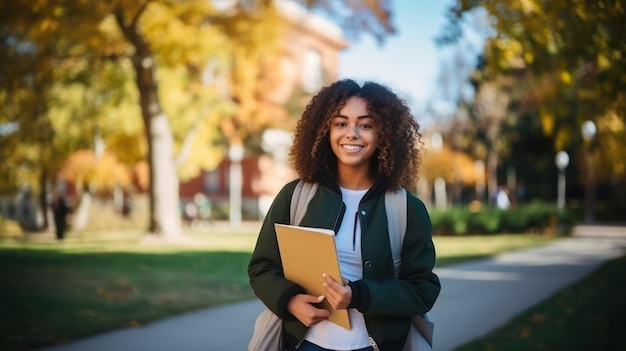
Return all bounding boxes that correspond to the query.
[342,144,364,152]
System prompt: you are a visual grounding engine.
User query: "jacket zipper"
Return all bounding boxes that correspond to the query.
[332,202,346,234]
[295,337,305,349]
[368,336,380,351]
[352,211,359,251]
[358,208,378,351]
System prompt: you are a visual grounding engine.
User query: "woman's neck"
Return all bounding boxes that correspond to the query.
[336,172,374,190]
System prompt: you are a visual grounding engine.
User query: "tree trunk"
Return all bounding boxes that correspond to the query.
[116,8,183,238]
[72,187,92,231]
[135,58,183,238]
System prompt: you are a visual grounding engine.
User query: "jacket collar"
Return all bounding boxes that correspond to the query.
[316,172,389,203]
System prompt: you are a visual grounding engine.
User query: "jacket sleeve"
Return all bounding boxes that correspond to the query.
[356,194,441,316]
[400,195,441,312]
[247,180,306,320]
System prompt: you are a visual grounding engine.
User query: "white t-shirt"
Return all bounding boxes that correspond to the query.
[305,187,371,350]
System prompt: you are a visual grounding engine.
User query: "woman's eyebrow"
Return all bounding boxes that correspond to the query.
[333,114,373,119]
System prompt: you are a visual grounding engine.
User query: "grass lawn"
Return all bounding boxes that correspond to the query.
[455,254,626,351]
[0,231,557,350]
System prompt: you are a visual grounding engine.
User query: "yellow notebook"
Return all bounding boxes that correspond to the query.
[274,223,351,330]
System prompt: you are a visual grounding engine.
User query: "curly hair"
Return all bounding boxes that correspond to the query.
[290,79,423,190]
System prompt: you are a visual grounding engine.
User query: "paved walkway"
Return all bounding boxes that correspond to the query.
[42,226,626,351]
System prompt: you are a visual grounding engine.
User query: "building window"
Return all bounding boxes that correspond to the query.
[203,170,219,194]
[303,49,322,93]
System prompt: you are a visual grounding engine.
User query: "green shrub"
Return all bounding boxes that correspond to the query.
[430,202,577,235]
[501,209,529,233]
[430,208,470,235]
[468,208,502,234]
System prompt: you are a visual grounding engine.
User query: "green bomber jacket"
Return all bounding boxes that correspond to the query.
[248,179,441,351]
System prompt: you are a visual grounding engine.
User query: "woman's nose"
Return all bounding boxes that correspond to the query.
[346,124,359,139]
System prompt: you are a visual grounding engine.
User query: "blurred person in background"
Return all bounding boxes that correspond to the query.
[51,192,69,240]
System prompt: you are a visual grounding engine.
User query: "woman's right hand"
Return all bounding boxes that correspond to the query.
[287,294,330,327]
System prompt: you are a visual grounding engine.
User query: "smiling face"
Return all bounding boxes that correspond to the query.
[329,96,379,180]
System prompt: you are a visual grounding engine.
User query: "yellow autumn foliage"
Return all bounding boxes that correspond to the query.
[420,147,478,185]
[59,150,131,193]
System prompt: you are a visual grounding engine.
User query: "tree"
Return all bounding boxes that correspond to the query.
[439,0,626,208]
[111,0,395,236]
[0,2,148,228]
[1,0,396,237]
[0,1,281,237]
[0,5,92,228]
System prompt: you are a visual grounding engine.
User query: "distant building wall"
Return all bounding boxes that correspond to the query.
[268,0,348,103]
[179,155,297,219]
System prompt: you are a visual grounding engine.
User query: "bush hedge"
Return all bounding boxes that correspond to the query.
[429,202,577,236]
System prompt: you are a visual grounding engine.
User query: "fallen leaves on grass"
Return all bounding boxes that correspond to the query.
[95,284,136,301]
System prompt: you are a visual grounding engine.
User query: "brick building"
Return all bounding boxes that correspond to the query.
[179,1,347,219]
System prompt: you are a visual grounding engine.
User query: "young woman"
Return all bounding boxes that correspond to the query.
[248,79,440,351]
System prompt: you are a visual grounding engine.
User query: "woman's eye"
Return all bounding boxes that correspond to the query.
[359,124,373,129]
[334,122,347,127]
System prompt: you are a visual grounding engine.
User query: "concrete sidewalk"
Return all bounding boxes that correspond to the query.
[42,226,626,351]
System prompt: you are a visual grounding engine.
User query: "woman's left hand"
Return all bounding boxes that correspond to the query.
[322,273,352,310]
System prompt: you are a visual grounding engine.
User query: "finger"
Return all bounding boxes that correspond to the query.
[322,273,340,289]
[309,304,330,321]
[324,282,351,309]
[313,307,330,319]
[322,282,336,303]
[316,295,325,303]
[322,287,341,308]
[310,314,329,326]
[303,294,325,304]
[322,273,338,284]
[323,279,342,294]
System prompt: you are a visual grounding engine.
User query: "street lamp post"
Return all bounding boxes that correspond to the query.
[431,133,447,209]
[555,151,569,209]
[581,120,596,223]
[228,144,244,231]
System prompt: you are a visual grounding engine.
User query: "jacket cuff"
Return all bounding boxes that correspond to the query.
[348,280,370,312]
[276,284,306,321]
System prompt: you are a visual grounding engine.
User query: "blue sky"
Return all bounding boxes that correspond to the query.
[338,1,481,121]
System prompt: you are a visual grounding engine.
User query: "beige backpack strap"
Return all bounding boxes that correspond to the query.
[290,181,318,226]
[385,187,407,277]
[387,188,431,323]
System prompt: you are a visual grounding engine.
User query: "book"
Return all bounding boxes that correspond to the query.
[274,223,351,330]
